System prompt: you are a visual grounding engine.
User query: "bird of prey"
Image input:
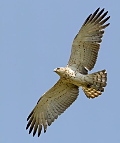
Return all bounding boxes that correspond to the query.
[26,8,110,137]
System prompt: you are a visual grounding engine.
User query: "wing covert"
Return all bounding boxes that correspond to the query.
[26,79,79,137]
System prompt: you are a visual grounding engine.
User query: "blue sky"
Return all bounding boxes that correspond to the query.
[1,0,120,143]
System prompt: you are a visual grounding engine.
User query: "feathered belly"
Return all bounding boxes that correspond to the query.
[62,72,87,87]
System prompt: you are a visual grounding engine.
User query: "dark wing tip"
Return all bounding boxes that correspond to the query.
[26,122,42,137]
[27,111,33,121]
[83,8,110,26]
[29,128,32,134]
[83,14,92,25]
[33,130,36,137]
[95,7,101,13]
[107,16,110,21]
[26,116,34,130]
[33,124,38,137]
[83,8,101,25]
[26,126,28,130]
[106,23,110,27]
[101,8,105,12]
[29,120,36,134]
[103,11,109,17]
[38,124,42,137]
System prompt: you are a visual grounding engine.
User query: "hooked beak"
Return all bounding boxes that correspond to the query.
[53,68,57,72]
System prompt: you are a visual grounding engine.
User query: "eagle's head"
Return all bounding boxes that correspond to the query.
[54,67,65,76]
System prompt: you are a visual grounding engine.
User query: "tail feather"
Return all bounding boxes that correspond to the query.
[92,70,107,89]
[82,70,107,98]
[82,87,102,98]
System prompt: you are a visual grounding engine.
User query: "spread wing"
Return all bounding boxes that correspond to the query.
[26,79,79,137]
[68,8,110,74]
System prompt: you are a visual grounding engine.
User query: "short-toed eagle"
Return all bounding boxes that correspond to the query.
[26,8,110,137]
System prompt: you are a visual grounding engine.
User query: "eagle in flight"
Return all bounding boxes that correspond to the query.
[26,8,110,137]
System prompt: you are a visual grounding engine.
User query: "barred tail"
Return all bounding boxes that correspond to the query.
[82,70,107,98]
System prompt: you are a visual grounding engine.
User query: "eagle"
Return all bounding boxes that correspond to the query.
[26,8,110,137]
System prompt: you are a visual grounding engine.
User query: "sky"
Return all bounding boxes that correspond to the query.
[1,0,120,143]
